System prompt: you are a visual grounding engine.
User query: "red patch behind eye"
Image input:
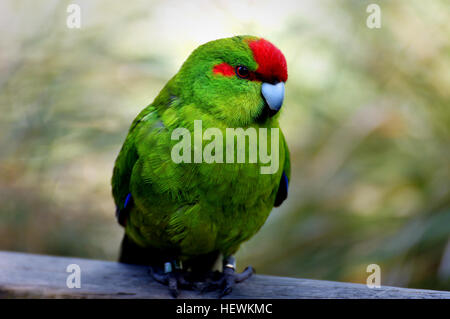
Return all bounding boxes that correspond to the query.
[248,38,288,83]
[213,62,234,76]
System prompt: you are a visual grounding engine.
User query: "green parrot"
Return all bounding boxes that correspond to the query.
[112,35,290,297]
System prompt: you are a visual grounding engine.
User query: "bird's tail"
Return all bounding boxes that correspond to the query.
[119,233,165,265]
[119,233,221,274]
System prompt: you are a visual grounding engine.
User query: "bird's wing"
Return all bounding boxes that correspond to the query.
[274,130,290,207]
[111,105,158,226]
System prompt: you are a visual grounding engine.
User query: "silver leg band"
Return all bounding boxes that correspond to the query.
[223,256,236,270]
[164,262,173,273]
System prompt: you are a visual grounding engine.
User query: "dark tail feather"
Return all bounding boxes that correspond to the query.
[119,234,166,266]
[119,233,220,273]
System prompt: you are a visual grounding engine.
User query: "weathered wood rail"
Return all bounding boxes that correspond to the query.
[0,251,449,299]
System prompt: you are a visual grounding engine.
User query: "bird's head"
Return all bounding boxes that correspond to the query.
[172,35,288,127]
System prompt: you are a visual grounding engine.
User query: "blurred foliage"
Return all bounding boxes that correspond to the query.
[0,0,449,291]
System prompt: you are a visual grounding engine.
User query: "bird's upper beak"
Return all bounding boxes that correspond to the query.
[262,82,285,116]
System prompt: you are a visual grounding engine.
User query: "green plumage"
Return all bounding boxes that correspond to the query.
[112,35,290,264]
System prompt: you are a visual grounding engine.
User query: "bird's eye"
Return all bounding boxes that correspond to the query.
[235,65,250,79]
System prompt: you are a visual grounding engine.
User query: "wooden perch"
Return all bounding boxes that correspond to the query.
[0,251,449,299]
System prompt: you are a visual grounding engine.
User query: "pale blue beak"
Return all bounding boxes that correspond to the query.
[262,82,285,114]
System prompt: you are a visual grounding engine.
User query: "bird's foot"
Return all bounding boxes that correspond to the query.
[200,256,254,298]
[148,261,195,298]
[149,257,254,298]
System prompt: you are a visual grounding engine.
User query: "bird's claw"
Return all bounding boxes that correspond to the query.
[149,264,195,298]
[200,266,254,297]
[148,259,254,298]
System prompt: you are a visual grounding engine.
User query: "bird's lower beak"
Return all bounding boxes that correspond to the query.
[262,82,285,116]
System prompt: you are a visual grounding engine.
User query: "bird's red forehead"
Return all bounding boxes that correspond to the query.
[248,38,288,83]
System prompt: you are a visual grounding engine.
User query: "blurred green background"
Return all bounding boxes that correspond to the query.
[1,0,449,291]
